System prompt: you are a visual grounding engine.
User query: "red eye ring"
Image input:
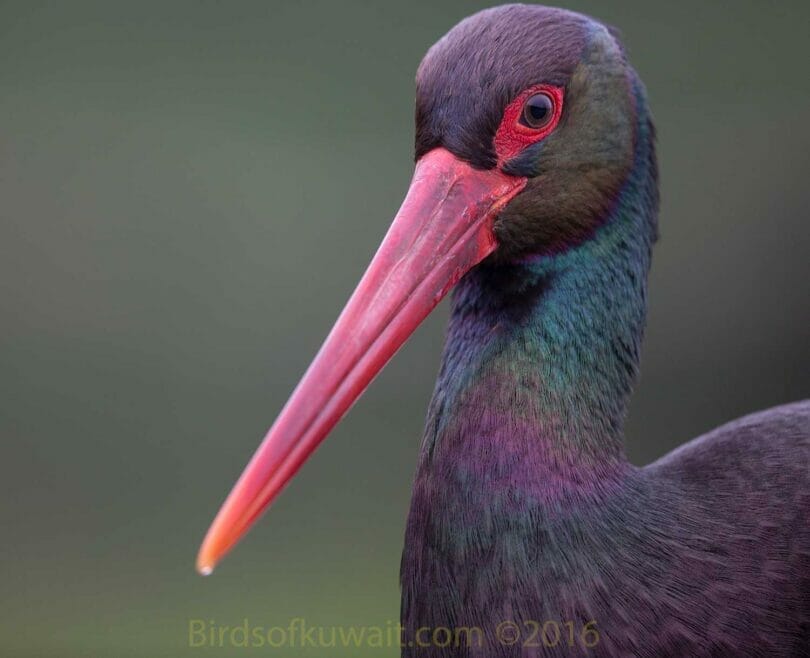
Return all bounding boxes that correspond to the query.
[494,84,564,167]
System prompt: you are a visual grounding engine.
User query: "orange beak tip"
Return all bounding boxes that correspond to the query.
[196,541,218,576]
[196,554,215,576]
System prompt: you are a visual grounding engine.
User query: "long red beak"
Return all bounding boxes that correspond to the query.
[196,148,526,574]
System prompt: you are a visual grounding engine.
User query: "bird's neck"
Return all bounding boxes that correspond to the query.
[414,122,658,505]
[400,77,659,641]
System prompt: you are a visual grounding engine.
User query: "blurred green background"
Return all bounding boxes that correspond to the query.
[2,1,808,656]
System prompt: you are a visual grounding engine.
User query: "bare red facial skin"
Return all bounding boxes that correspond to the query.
[493,84,564,167]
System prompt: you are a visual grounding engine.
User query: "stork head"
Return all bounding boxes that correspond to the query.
[197,4,651,574]
[415,4,646,260]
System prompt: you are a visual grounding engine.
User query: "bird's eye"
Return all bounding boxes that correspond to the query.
[494,84,563,163]
[520,92,554,129]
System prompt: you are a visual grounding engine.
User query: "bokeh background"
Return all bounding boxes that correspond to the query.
[2,1,808,656]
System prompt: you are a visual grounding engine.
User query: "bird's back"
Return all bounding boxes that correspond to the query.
[639,400,810,656]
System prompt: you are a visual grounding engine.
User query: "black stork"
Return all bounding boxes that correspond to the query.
[197,5,810,656]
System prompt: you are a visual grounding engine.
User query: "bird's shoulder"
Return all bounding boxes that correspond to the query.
[644,399,810,493]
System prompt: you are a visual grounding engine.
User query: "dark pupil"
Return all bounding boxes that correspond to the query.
[524,94,552,127]
[529,102,548,121]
